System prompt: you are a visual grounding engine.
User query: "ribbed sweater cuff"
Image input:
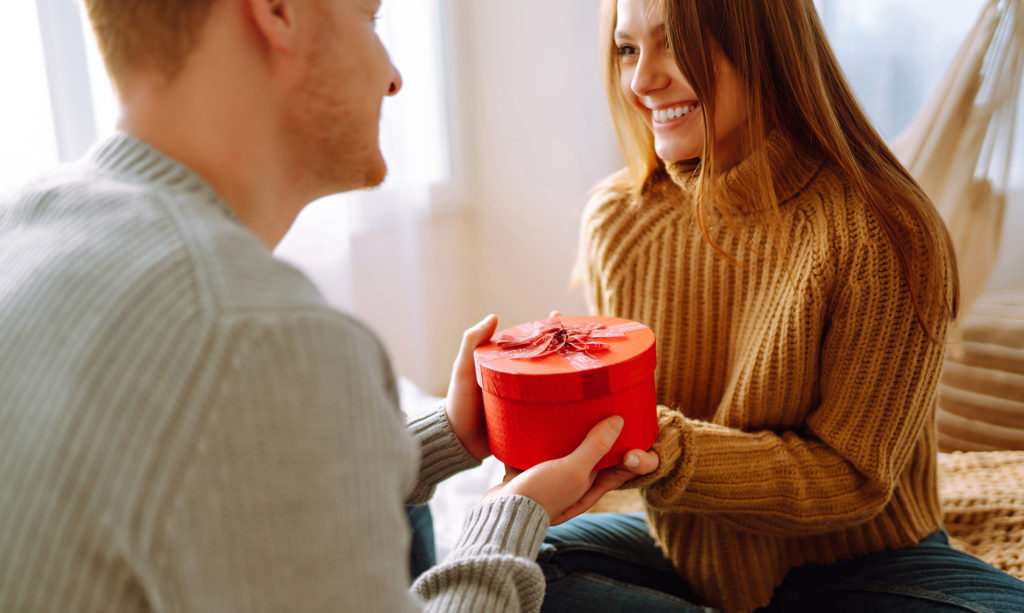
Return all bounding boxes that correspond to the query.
[405,401,481,504]
[624,405,694,490]
[449,496,550,562]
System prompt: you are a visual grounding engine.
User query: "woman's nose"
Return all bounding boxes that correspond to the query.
[631,52,670,96]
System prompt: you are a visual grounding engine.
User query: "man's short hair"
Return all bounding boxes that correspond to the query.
[83,0,217,92]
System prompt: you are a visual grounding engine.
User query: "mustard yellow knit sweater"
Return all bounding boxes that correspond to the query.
[577,134,953,612]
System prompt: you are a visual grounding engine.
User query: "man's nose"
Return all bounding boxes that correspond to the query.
[388,65,402,96]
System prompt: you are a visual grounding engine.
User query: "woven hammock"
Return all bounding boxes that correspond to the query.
[891,0,1024,317]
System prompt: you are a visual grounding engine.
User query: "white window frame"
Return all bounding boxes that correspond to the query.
[35,0,97,163]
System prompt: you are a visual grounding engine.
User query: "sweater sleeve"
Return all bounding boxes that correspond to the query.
[403,406,551,612]
[632,213,951,536]
[413,496,550,613]
[404,402,482,506]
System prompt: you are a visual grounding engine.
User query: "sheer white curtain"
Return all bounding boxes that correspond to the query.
[814,0,1024,290]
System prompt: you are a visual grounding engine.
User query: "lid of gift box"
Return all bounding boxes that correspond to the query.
[474,316,656,403]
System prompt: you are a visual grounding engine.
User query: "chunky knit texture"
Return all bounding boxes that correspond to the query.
[939,451,1024,580]
[577,133,953,612]
[0,133,549,612]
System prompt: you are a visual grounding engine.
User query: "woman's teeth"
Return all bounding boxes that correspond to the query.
[652,104,697,123]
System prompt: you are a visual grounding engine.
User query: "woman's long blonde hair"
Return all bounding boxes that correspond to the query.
[599,0,960,338]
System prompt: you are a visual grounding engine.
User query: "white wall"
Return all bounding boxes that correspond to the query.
[451,0,621,329]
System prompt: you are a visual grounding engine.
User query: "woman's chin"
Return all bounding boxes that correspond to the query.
[654,141,701,165]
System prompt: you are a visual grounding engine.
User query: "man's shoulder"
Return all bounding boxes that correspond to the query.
[5,160,169,225]
[1,163,197,295]
[3,161,337,331]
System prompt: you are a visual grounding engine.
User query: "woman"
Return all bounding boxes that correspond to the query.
[538,1,1024,611]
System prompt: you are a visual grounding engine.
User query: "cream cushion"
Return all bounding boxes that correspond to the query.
[938,289,1024,451]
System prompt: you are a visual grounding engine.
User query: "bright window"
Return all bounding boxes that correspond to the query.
[815,0,989,139]
[0,3,59,193]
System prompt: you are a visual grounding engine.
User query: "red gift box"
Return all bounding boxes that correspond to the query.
[473,315,657,470]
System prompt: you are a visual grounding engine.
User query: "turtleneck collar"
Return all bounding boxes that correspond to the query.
[662,130,824,217]
[87,132,238,222]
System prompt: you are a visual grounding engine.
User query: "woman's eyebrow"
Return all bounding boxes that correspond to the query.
[615,22,665,41]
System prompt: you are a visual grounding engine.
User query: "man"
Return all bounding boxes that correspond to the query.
[0,0,656,610]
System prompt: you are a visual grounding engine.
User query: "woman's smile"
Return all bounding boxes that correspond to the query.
[648,101,700,133]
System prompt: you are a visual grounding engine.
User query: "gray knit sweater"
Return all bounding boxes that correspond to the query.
[0,134,548,612]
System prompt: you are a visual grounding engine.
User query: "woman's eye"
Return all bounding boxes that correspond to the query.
[616,45,639,59]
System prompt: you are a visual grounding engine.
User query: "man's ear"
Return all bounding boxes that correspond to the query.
[246,0,298,54]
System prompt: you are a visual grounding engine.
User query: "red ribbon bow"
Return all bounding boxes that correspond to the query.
[496,317,624,360]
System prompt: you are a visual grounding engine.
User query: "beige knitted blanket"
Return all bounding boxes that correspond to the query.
[592,450,1024,580]
[939,450,1024,579]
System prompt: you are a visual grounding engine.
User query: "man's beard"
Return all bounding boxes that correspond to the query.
[286,32,388,196]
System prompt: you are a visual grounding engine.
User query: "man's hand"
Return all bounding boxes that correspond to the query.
[445,314,499,461]
[483,416,659,525]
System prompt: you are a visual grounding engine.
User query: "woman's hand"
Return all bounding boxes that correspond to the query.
[483,416,660,525]
[445,314,499,461]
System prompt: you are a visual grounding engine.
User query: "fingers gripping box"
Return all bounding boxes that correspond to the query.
[473,316,657,470]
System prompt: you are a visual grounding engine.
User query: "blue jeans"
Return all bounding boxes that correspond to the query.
[406,504,436,581]
[539,512,1024,613]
